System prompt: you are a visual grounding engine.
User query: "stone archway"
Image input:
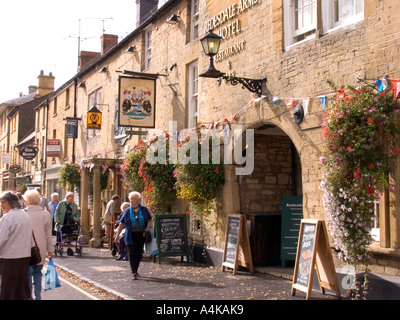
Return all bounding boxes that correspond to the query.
[237,123,303,266]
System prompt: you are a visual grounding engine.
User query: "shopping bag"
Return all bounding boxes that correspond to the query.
[44,259,61,291]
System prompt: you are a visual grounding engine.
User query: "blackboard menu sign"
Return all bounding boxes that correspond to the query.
[295,222,316,287]
[224,216,240,264]
[155,214,190,264]
[291,219,341,300]
[221,214,253,275]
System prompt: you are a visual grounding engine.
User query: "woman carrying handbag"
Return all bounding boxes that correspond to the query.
[24,190,53,300]
[0,191,32,300]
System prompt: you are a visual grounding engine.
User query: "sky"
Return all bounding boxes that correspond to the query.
[0,0,137,103]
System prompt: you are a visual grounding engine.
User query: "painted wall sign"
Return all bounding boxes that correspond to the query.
[204,0,260,63]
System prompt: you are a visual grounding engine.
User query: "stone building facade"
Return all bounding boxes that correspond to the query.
[7,0,399,275]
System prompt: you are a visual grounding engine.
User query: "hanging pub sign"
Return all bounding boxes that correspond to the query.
[87,106,102,130]
[291,219,341,300]
[118,75,156,128]
[65,117,80,138]
[9,164,21,174]
[19,146,38,160]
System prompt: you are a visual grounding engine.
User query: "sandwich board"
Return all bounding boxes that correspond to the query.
[291,219,341,300]
[221,214,254,275]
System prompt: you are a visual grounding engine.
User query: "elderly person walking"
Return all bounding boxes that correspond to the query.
[54,192,79,256]
[24,189,53,300]
[0,191,32,300]
[115,191,152,280]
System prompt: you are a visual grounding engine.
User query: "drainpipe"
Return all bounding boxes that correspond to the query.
[73,78,78,164]
[43,98,49,192]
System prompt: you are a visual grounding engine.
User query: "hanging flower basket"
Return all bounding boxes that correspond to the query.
[175,124,225,220]
[320,80,400,298]
[58,163,81,191]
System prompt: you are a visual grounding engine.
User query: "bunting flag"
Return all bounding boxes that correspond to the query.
[391,79,400,100]
[376,77,390,93]
[102,164,109,174]
[302,98,310,114]
[319,95,327,109]
[287,98,296,108]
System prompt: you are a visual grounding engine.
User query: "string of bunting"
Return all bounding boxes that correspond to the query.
[210,76,400,129]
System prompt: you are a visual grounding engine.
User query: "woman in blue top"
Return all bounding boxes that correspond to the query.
[115,191,152,280]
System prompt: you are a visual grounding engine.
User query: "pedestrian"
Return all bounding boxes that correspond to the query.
[48,192,60,236]
[35,187,50,212]
[0,191,32,300]
[115,201,130,261]
[16,192,26,209]
[54,192,79,256]
[103,195,121,242]
[115,191,152,280]
[23,190,53,300]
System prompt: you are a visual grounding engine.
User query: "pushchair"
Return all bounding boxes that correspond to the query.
[54,221,82,256]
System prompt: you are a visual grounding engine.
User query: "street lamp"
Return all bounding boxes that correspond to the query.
[199,32,266,96]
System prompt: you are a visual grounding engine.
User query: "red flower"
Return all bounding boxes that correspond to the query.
[367,118,373,124]
[354,173,359,178]
[366,187,374,194]
[368,163,374,168]
[215,166,219,174]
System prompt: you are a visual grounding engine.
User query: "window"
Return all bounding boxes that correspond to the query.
[65,88,70,109]
[284,0,364,48]
[323,0,364,32]
[88,88,102,138]
[53,97,57,115]
[191,0,200,41]
[284,0,317,47]
[144,27,152,70]
[188,61,198,129]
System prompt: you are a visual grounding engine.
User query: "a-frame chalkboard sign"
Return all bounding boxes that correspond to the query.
[291,219,341,299]
[221,214,254,275]
[155,214,190,264]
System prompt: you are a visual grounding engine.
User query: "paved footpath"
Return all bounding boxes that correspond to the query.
[49,245,336,301]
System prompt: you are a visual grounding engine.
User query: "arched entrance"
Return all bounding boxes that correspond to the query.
[238,123,302,267]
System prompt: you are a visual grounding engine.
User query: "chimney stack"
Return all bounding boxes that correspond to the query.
[101,34,119,55]
[79,51,101,71]
[36,70,55,97]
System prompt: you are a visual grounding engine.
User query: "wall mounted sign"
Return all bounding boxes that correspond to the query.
[1,153,10,164]
[19,146,38,160]
[118,76,156,128]
[87,106,102,129]
[47,139,61,157]
[281,196,303,266]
